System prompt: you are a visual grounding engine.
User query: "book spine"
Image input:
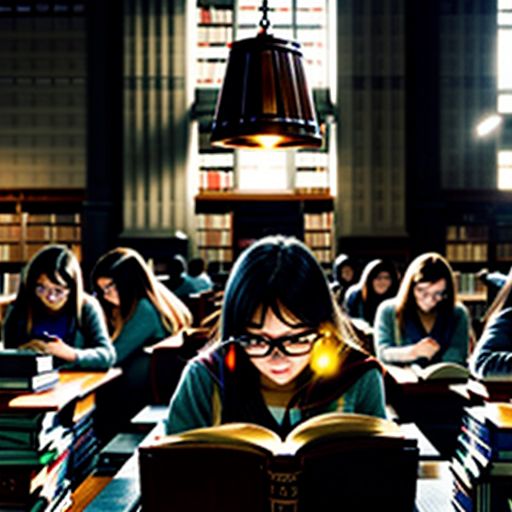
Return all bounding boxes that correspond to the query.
[268,457,301,512]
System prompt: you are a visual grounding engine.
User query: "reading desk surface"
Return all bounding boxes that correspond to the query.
[0,368,122,411]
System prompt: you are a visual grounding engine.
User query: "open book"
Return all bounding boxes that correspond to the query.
[139,413,418,512]
[411,362,470,381]
[146,412,401,456]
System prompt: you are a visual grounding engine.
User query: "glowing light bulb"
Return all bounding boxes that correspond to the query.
[251,135,283,149]
[310,334,340,377]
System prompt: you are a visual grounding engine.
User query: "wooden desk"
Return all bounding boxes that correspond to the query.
[0,368,122,411]
[385,365,468,458]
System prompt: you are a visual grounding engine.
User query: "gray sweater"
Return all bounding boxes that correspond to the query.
[3,294,116,370]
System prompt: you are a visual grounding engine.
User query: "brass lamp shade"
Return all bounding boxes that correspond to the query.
[210,32,322,149]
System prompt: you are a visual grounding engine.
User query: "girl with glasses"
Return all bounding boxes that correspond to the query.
[343,259,400,325]
[166,235,386,436]
[2,244,115,369]
[374,252,469,367]
[91,247,192,434]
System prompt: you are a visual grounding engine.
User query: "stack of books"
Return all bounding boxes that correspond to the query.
[0,350,59,393]
[450,403,512,511]
[61,392,100,487]
[0,410,73,511]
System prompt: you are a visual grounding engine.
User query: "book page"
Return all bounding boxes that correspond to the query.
[285,412,402,452]
[412,362,469,381]
[151,423,282,455]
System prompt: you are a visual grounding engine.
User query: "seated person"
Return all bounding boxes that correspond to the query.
[166,235,386,436]
[91,247,192,434]
[2,244,115,369]
[187,257,214,293]
[469,270,512,378]
[374,252,469,367]
[167,255,199,299]
[343,259,400,325]
[330,253,358,305]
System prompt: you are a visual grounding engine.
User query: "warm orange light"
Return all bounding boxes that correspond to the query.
[250,135,284,149]
[309,326,340,378]
[225,344,236,372]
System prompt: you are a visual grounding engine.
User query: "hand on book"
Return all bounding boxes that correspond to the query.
[411,337,440,361]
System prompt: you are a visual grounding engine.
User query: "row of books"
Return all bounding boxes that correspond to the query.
[198,169,234,192]
[304,211,333,230]
[304,231,332,248]
[496,243,512,261]
[446,225,489,242]
[197,26,233,46]
[309,248,333,264]
[453,272,487,296]
[450,403,512,511]
[196,213,232,229]
[0,224,82,243]
[197,6,233,25]
[196,61,227,87]
[446,242,488,263]
[196,229,232,247]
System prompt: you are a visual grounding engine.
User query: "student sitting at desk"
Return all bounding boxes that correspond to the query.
[2,244,115,369]
[343,258,400,325]
[166,235,386,436]
[91,247,192,432]
[469,269,512,377]
[374,252,469,367]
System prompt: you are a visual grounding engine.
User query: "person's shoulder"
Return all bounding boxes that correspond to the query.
[134,297,158,315]
[375,297,397,315]
[488,306,512,325]
[344,284,361,300]
[453,301,470,318]
[82,292,102,312]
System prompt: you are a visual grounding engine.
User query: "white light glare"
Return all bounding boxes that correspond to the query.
[476,115,503,137]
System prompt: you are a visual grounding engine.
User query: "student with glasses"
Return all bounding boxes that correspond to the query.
[374,252,469,366]
[91,247,192,435]
[343,258,400,325]
[166,235,386,436]
[2,244,115,369]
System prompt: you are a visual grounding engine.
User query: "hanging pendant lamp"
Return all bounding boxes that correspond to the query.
[210,0,322,150]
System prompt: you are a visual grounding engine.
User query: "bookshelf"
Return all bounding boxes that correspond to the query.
[304,210,334,265]
[0,190,83,292]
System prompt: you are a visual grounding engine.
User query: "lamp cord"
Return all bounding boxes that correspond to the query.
[259,0,270,32]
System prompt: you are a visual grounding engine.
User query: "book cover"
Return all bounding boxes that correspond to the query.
[0,350,53,377]
[139,413,418,512]
[0,370,59,393]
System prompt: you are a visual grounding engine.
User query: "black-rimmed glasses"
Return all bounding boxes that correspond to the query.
[235,330,320,357]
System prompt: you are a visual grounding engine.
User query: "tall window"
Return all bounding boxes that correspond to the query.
[498,0,512,189]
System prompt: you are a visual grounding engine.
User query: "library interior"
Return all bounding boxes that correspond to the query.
[1,0,512,511]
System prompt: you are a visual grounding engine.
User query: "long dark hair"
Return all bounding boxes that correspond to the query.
[395,252,456,331]
[358,259,399,322]
[221,236,356,343]
[206,236,376,433]
[14,244,84,335]
[91,247,192,339]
